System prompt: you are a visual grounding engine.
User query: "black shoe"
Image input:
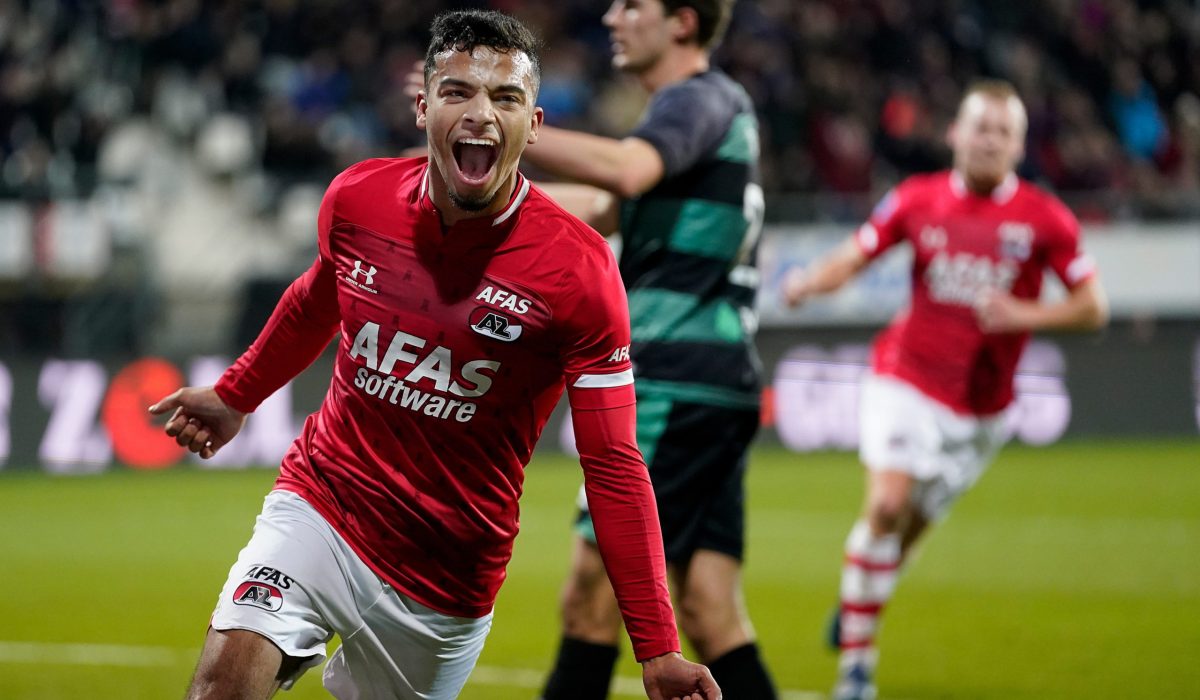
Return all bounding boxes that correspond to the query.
[825,604,841,651]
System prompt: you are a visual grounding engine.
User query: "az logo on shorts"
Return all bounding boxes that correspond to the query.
[233,581,284,611]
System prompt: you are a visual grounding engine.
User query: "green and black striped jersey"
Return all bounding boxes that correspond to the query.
[621,69,763,410]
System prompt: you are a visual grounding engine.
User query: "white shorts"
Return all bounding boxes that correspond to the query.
[211,490,492,699]
[858,374,1010,520]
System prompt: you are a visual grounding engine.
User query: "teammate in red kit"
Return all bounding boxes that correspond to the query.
[149,11,719,700]
[783,80,1109,700]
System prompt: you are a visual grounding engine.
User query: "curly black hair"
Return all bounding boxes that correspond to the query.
[424,10,542,96]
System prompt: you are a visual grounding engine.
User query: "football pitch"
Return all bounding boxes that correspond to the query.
[1,439,1197,699]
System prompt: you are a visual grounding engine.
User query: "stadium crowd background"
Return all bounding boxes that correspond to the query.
[1,0,1198,356]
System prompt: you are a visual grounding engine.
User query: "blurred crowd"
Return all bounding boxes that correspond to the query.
[731,0,1200,221]
[2,0,1199,217]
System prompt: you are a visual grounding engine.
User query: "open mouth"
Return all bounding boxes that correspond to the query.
[452,137,499,186]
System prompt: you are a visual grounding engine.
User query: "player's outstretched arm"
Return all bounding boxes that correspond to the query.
[149,386,246,459]
[642,652,722,700]
[783,237,870,307]
[975,276,1109,334]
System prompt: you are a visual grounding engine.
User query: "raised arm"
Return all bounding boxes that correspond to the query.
[535,182,621,236]
[526,77,740,202]
[525,126,665,199]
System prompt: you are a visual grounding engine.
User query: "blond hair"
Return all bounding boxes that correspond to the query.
[958,79,1028,133]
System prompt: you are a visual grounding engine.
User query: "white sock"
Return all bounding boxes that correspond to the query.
[838,519,901,656]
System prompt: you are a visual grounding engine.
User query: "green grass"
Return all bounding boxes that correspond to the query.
[1,439,1198,699]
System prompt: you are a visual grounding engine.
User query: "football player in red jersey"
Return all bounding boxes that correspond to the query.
[783,80,1109,700]
[150,10,719,700]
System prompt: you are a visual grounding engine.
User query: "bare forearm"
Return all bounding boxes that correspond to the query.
[536,183,619,235]
[976,278,1109,334]
[526,127,623,186]
[807,256,862,294]
[526,126,661,198]
[784,238,869,306]
[1022,284,1109,332]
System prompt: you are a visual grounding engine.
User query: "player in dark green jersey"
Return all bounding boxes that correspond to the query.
[520,2,775,698]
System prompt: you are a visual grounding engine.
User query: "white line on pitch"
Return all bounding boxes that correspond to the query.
[466,664,824,700]
[0,641,825,699]
[0,641,195,667]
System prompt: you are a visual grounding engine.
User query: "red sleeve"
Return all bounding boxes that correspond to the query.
[214,171,348,412]
[854,180,912,261]
[214,256,340,412]
[556,236,678,660]
[557,240,636,411]
[1042,197,1096,289]
[572,402,680,662]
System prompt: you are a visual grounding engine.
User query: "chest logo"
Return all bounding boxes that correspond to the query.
[469,307,522,342]
[344,260,380,294]
[919,225,947,250]
[998,222,1034,261]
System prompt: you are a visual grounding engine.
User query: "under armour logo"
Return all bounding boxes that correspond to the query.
[920,225,947,250]
[351,260,377,286]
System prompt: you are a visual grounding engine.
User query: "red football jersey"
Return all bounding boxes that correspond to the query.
[856,171,1096,415]
[215,158,678,660]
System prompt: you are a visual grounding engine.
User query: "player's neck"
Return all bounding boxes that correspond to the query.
[427,168,518,228]
[637,47,709,93]
[956,169,1010,197]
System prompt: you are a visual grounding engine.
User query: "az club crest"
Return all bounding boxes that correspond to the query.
[998,222,1033,261]
[232,581,284,611]
[469,307,522,342]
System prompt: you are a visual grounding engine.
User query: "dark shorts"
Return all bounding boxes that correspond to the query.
[576,394,759,564]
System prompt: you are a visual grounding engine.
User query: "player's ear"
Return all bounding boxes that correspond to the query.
[669,6,699,45]
[527,106,544,145]
[415,91,429,131]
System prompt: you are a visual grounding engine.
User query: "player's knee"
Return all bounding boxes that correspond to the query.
[677,582,742,658]
[867,496,909,534]
[186,662,253,700]
[560,593,621,642]
[186,629,284,700]
[559,575,595,621]
[560,557,606,613]
[559,553,621,642]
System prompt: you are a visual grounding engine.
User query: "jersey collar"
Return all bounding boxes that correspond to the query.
[950,170,1019,205]
[418,164,530,229]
